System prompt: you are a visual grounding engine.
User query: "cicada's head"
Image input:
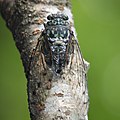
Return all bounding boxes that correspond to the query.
[45,14,70,43]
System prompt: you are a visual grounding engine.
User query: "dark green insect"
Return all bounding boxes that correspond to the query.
[30,14,84,74]
[42,14,73,74]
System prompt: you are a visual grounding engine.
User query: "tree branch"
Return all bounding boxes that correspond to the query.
[0,0,90,120]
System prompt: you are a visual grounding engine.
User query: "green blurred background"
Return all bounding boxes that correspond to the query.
[0,0,120,120]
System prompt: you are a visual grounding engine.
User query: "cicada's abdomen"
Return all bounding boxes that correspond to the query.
[42,14,71,74]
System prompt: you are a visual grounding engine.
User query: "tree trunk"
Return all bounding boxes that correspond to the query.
[0,0,90,120]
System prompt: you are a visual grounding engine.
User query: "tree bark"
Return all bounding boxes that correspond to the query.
[0,0,90,120]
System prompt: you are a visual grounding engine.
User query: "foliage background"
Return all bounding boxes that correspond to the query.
[0,0,120,120]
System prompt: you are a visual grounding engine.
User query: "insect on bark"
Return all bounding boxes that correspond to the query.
[30,13,85,75]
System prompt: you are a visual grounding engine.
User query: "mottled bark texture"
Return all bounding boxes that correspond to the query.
[0,0,90,120]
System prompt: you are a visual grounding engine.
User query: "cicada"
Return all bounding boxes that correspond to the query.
[28,14,89,118]
[30,13,85,74]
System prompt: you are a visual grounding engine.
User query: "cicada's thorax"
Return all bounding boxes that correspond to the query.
[42,14,72,74]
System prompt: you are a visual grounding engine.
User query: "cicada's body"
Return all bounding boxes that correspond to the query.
[30,14,84,74]
[42,14,73,73]
[28,14,88,120]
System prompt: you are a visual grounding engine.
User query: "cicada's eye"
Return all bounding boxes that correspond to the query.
[47,15,54,20]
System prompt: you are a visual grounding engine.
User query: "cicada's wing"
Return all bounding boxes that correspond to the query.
[68,32,85,71]
[69,33,89,117]
[73,39,85,70]
[28,34,46,75]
